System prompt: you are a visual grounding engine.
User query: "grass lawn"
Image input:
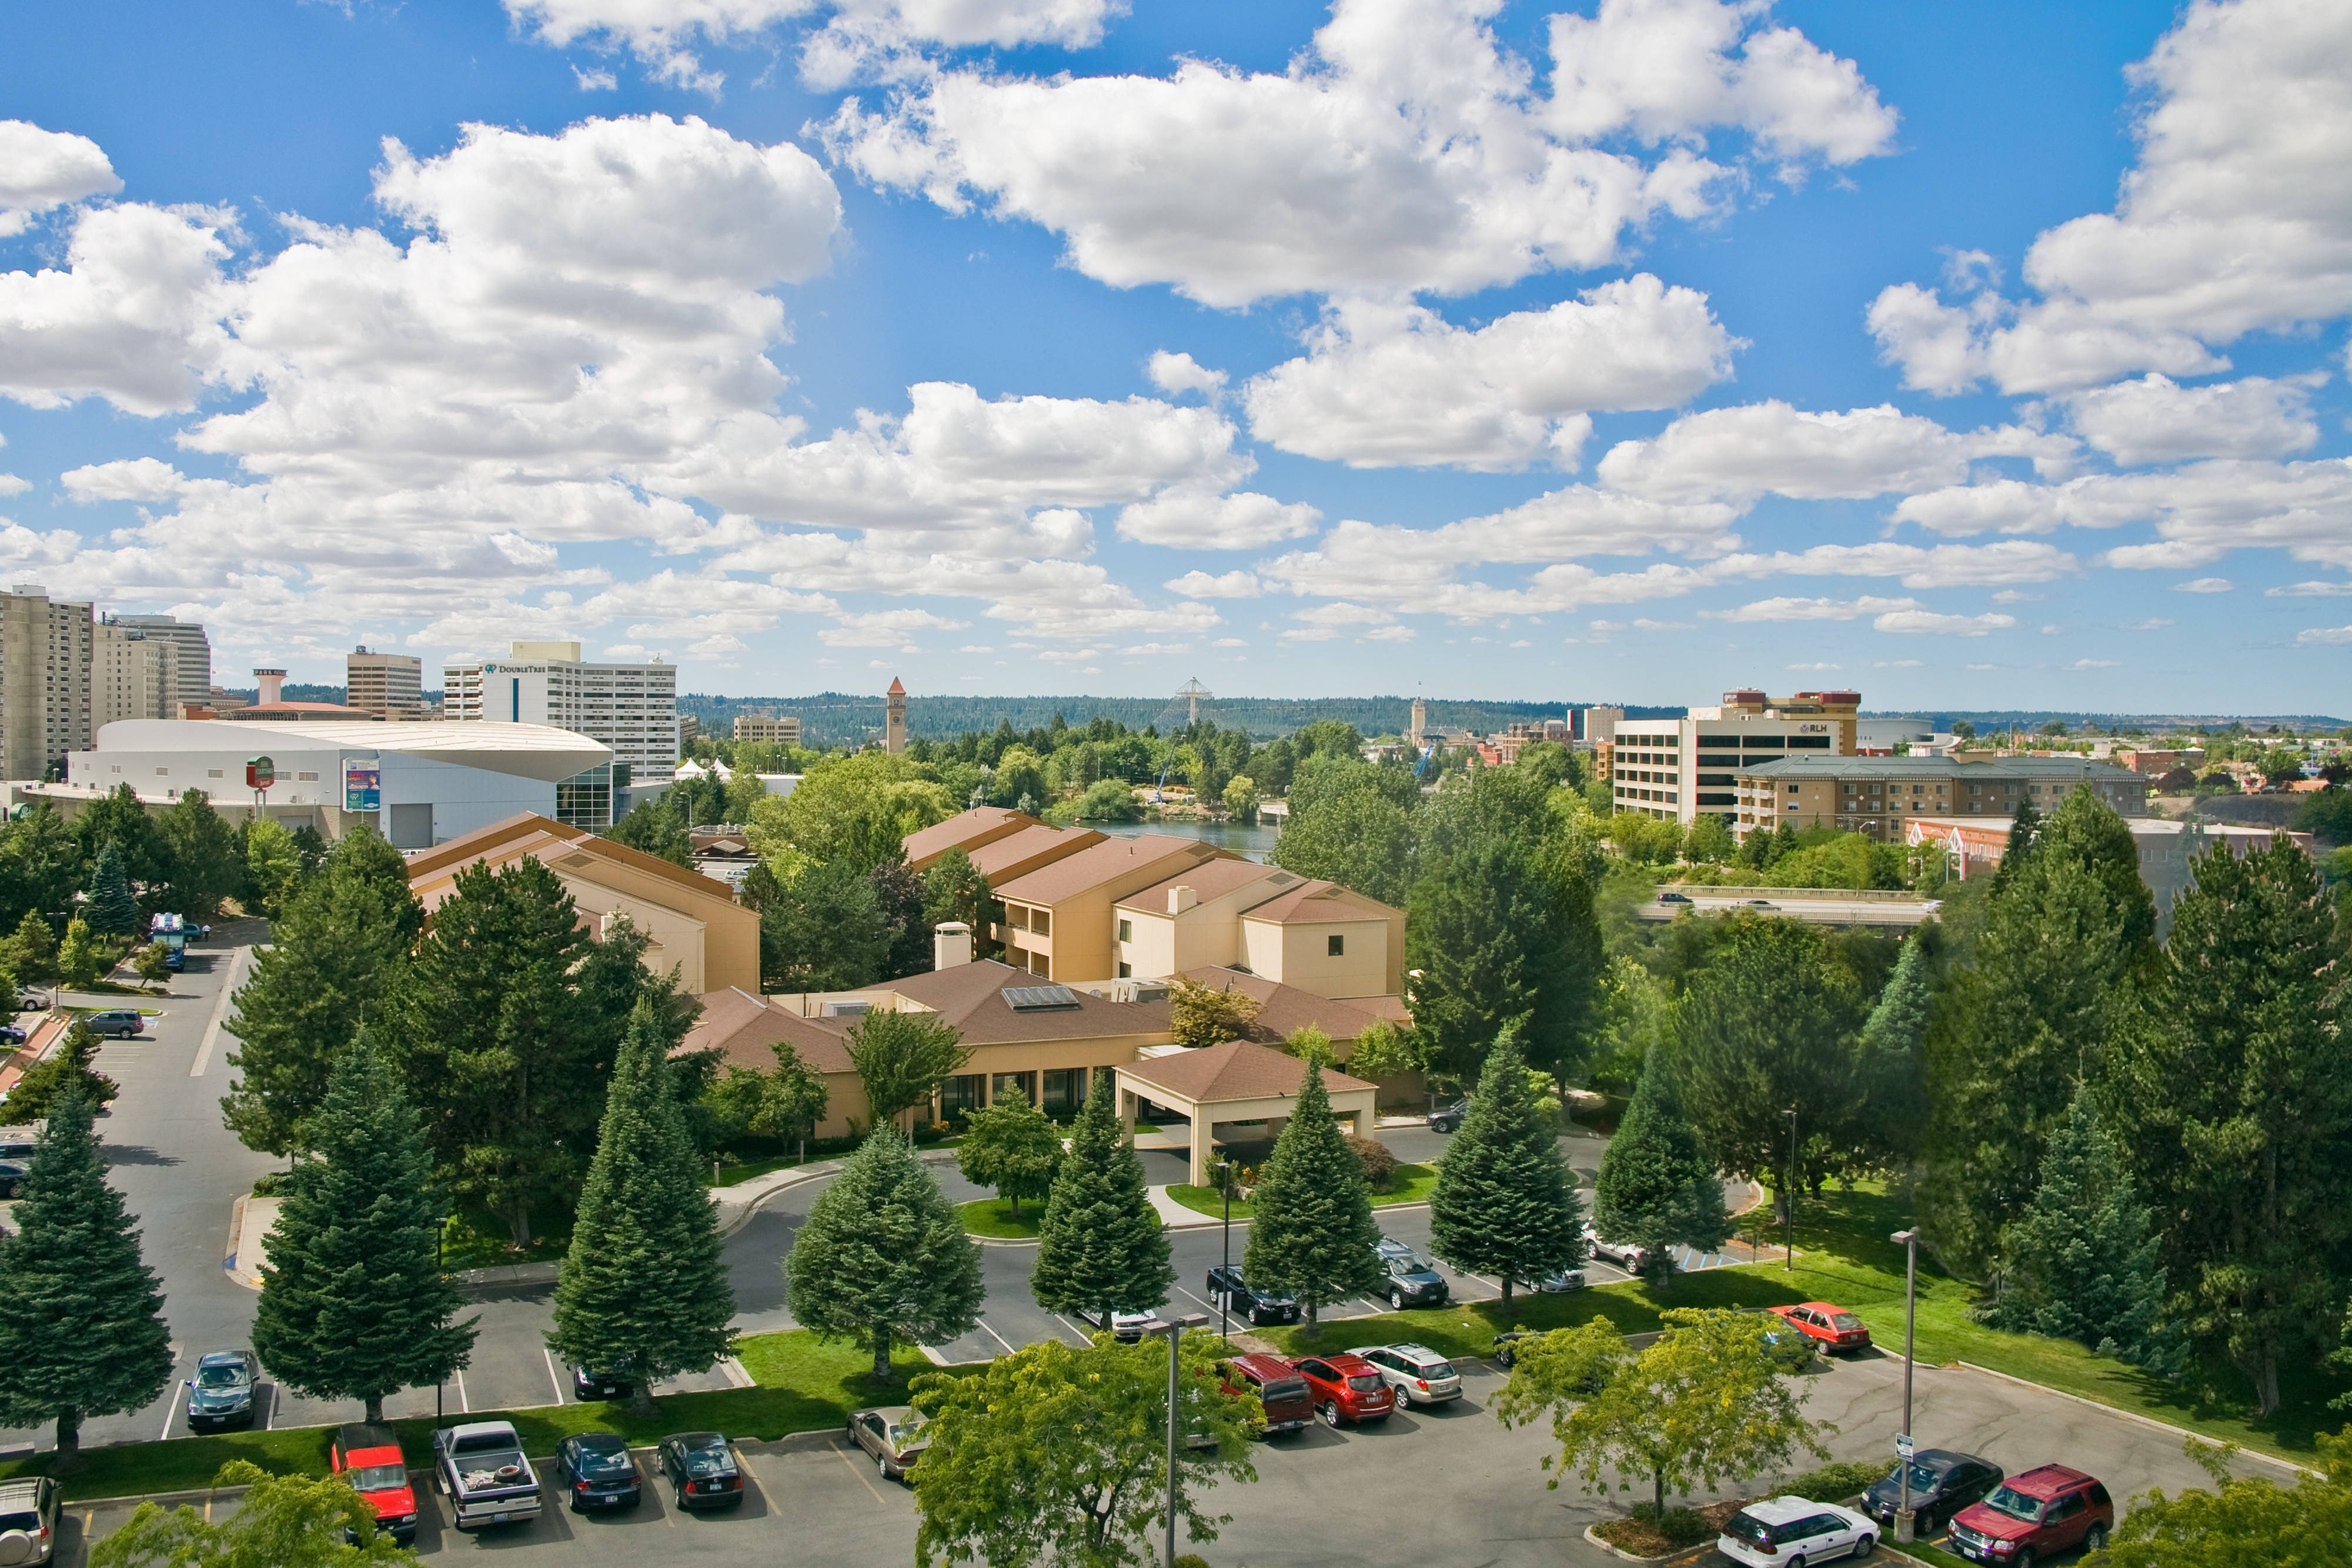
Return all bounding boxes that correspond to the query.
[1262,1182,2350,1465]
[960,1197,1044,1239]
[437,1198,570,1272]
[708,1155,804,1188]
[1166,1162,1439,1220]
[0,1331,954,1503]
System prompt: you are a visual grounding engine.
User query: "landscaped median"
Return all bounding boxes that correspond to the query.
[0,1330,967,1503]
[1164,1161,1439,1220]
[960,1197,1044,1239]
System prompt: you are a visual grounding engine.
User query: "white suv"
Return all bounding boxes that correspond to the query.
[1345,1343,1463,1406]
[1583,1221,1650,1273]
[0,1477,60,1564]
[1718,1496,1876,1567]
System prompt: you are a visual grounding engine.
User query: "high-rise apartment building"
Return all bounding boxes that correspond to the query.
[1609,688,1855,828]
[442,640,677,828]
[733,714,801,746]
[92,617,179,733]
[347,646,426,718]
[0,588,94,780]
[112,614,212,711]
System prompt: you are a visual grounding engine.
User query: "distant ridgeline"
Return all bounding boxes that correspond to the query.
[1906,710,2350,733]
[679,693,1682,751]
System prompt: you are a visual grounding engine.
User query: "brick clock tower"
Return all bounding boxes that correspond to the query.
[885,676,907,754]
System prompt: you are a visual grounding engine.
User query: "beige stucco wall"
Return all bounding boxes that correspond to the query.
[1242,914,1395,999]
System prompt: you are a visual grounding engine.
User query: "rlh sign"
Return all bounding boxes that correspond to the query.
[343,761,381,812]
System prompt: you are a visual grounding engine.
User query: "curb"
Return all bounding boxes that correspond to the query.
[1579,1523,1714,1565]
[1952,1362,2322,1478]
[222,1192,258,1290]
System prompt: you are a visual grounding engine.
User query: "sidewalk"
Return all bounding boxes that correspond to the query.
[1147,1185,1221,1229]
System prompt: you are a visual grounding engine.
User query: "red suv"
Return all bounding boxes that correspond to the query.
[1948,1465,2113,1567]
[1220,1353,1314,1437]
[1770,1301,1872,1355]
[1292,1353,1395,1428]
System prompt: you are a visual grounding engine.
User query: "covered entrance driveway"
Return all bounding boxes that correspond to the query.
[1114,1041,1378,1186]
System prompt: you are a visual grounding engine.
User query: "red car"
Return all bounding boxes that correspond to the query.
[1947,1465,2114,1567]
[330,1423,419,1544]
[1291,1353,1395,1428]
[1770,1301,1872,1355]
[1220,1353,1315,1437]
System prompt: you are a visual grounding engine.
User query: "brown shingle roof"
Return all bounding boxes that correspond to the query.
[406,811,746,912]
[995,834,1225,904]
[902,806,1039,871]
[885,960,1171,1045]
[1114,859,1291,914]
[968,823,1103,881]
[1168,967,1402,1043]
[1238,878,1401,924]
[1118,1039,1372,1105]
[674,988,857,1075]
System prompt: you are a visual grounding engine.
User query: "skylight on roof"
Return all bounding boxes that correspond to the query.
[1004,984,1081,1012]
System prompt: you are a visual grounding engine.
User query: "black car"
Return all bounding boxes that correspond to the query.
[657,1432,744,1510]
[1426,1101,1466,1133]
[185,1349,258,1430]
[555,1433,643,1512]
[0,1161,26,1199]
[0,1025,24,1047]
[1205,1265,1298,1325]
[572,1365,633,1402]
[1863,1449,2004,1535]
[1492,1330,1531,1368]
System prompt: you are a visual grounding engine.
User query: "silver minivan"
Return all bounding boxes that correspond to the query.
[1346,1343,1463,1406]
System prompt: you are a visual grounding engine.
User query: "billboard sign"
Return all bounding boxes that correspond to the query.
[245,755,274,790]
[343,761,381,813]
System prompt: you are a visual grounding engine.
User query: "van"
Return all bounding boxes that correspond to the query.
[1219,1353,1314,1437]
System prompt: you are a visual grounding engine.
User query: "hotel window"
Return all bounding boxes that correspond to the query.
[1007,905,1030,930]
[1041,1068,1087,1116]
[940,1074,984,1120]
[991,1071,1038,1108]
[1117,918,1132,943]
[1327,934,1345,957]
[1031,909,1050,937]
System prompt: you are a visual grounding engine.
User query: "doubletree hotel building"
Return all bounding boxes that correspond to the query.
[1606,688,1857,828]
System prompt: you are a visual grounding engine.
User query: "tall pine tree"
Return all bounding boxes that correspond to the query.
[223,825,422,1156]
[1591,1045,1727,1289]
[1244,1059,1381,1326]
[2100,835,2350,1413]
[1429,1028,1588,1306]
[1849,935,1932,1171]
[84,842,140,937]
[0,1089,172,1460]
[252,1031,476,1423]
[549,999,736,1411]
[788,1127,983,1378]
[1032,1072,1172,1323]
[1987,1094,2171,1369]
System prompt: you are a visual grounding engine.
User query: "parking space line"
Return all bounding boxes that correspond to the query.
[188,949,245,1078]
[1050,1313,1093,1345]
[455,1369,470,1413]
[542,1348,567,1404]
[827,1439,893,1506]
[976,1319,1018,1356]
[1175,1285,1218,1313]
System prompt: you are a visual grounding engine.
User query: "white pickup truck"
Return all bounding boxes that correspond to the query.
[432,1420,543,1530]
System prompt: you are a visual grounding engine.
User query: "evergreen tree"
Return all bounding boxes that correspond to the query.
[549,999,735,1412]
[1849,936,1932,1171]
[56,917,99,989]
[1429,1029,1588,1306]
[0,803,82,933]
[787,1126,983,1378]
[604,796,692,866]
[761,857,891,992]
[0,1089,172,1461]
[156,790,240,921]
[252,1032,476,1423]
[957,1088,1063,1216]
[84,842,140,937]
[1032,1072,1172,1323]
[2100,835,2350,1414]
[1987,1095,2172,1369]
[1922,787,2156,1272]
[2,910,56,987]
[1591,1045,1728,1289]
[1405,834,1552,1081]
[0,1018,118,1123]
[868,851,933,979]
[920,847,996,959]
[223,825,423,1156]
[1244,1059,1381,1326]
[1990,798,2042,894]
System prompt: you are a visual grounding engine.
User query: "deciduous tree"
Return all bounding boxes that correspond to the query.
[1271,771,1417,907]
[920,847,997,959]
[847,1008,969,1130]
[0,1018,118,1122]
[1430,1029,1586,1306]
[605,796,692,866]
[56,916,99,989]
[1033,1073,1172,1324]
[749,751,956,876]
[787,1127,984,1378]
[156,790,240,920]
[868,851,933,980]
[1244,1060,1381,1326]
[243,817,304,919]
[761,856,891,992]
[2090,1431,2352,1568]
[90,1460,420,1567]
[957,1088,1063,1216]
[1592,1047,1729,1290]
[1168,975,1260,1047]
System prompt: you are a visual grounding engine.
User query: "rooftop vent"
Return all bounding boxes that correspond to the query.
[1004,984,1080,1012]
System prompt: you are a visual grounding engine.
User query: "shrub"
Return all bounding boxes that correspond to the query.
[1782,1459,1889,1503]
[1344,1134,1398,1192]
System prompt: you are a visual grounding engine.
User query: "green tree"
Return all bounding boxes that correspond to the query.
[1244,1059,1381,1326]
[786,1126,984,1378]
[72,785,166,897]
[868,851,933,980]
[1494,1309,1832,1519]
[2,909,56,987]
[0,1018,118,1122]
[252,1032,475,1423]
[1429,1029,1587,1306]
[910,1332,1259,1568]
[243,817,305,919]
[1221,774,1258,822]
[155,790,242,921]
[2088,1430,2352,1568]
[1271,774,1418,907]
[1591,1047,1729,1290]
[605,795,692,866]
[1850,935,1932,1171]
[223,826,423,1157]
[56,916,100,989]
[132,940,171,989]
[847,1008,970,1131]
[1168,975,1261,1047]
[387,857,601,1248]
[957,1088,1064,1216]
[762,856,892,992]
[705,1039,833,1157]
[921,848,997,959]
[1033,1072,1172,1324]
[83,841,140,937]
[1070,777,1141,822]
[1987,1094,2173,1369]
[0,803,83,931]
[748,751,956,875]
[549,999,736,1412]
[2100,836,2350,1414]
[89,1459,420,1567]
[0,1089,172,1461]
[1342,1017,1421,1083]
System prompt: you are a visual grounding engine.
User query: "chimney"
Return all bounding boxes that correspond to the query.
[1167,885,1198,915]
[254,667,286,706]
[933,921,973,969]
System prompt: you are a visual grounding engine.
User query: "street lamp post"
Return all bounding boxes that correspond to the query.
[1782,1107,1798,1271]
[1211,1158,1234,1340]
[1890,1227,1920,1542]
[1156,1312,1210,1568]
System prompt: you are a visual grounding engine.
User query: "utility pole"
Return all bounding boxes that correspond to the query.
[1157,1312,1208,1568]
[1783,1106,1798,1270]
[1211,1158,1234,1340]
[1890,1227,1920,1542]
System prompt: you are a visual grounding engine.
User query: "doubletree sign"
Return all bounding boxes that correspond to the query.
[246,755,275,790]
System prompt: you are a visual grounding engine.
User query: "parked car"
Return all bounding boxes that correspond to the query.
[85,1010,143,1039]
[329,1423,419,1543]
[1583,1222,1649,1273]
[657,1432,745,1510]
[184,1349,258,1431]
[1292,1353,1395,1427]
[433,1420,542,1530]
[1656,890,1692,905]
[554,1432,643,1512]
[1528,1265,1587,1293]
[1204,1265,1298,1325]
[1862,1449,2003,1536]
[1718,1496,1877,1567]
[1492,1331,1532,1369]
[571,1365,633,1402]
[1770,1301,1873,1355]
[1948,1465,2113,1566]
[1376,1248,1450,1309]
[14,991,44,1013]
[0,1133,32,1162]
[0,1477,59,1565]
[1348,1343,1462,1406]
[0,1025,24,1047]
[846,1406,929,1482]
[1218,1353,1314,1437]
[0,1161,26,1200]
[1426,1100,1466,1132]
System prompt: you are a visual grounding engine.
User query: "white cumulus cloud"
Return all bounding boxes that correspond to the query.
[0,121,122,235]
[2062,373,2321,466]
[1597,401,2074,505]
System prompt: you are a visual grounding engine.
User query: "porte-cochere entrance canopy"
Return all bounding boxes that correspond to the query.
[1114,1040,1377,1186]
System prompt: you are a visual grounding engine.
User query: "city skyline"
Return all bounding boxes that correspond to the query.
[3,1,2349,707]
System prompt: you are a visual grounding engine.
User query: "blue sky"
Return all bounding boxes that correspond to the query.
[2,0,2348,711]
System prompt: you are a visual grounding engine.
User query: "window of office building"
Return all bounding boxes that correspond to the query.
[1041,1068,1087,1116]
[991,1071,1038,1108]
[1327,934,1344,957]
[1117,918,1132,943]
[941,1074,984,1120]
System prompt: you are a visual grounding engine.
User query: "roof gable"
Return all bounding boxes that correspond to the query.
[1118,1039,1373,1104]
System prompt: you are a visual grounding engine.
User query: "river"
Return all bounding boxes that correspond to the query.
[1094,818,1283,861]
